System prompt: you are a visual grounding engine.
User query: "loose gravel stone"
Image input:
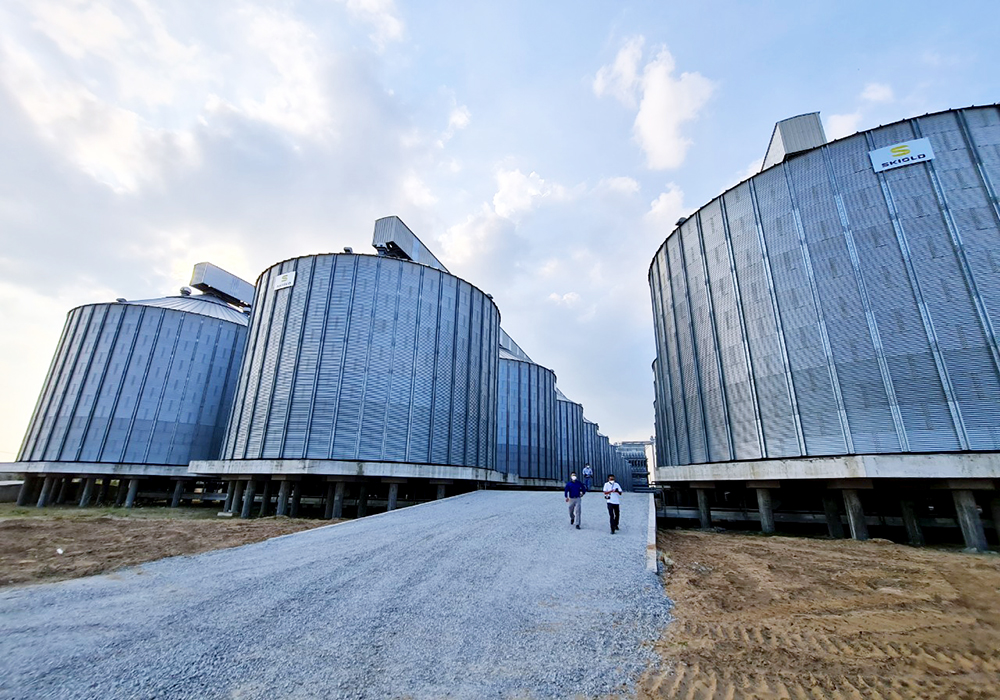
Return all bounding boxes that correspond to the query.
[0,491,671,699]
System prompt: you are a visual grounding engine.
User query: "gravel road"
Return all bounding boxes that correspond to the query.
[0,491,670,699]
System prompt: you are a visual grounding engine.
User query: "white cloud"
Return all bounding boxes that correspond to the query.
[492,169,567,220]
[861,82,894,103]
[596,176,640,195]
[403,173,438,207]
[594,37,715,170]
[337,0,404,49]
[438,204,510,265]
[645,184,686,226]
[547,292,580,307]
[825,111,864,140]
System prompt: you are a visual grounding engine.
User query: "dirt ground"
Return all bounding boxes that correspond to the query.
[639,530,1000,699]
[0,504,332,587]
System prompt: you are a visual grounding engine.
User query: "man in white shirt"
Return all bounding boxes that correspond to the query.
[602,474,623,534]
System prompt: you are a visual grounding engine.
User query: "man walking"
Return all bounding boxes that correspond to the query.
[603,474,623,534]
[564,472,586,529]
[582,464,594,491]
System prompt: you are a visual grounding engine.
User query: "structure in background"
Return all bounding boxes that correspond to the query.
[649,104,1000,551]
[616,440,655,492]
[13,265,252,510]
[496,349,558,481]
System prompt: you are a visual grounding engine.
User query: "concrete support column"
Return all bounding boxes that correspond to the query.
[332,481,345,518]
[114,479,129,507]
[821,493,845,538]
[276,481,291,516]
[55,478,71,504]
[842,489,868,541]
[436,484,447,500]
[223,480,236,512]
[990,497,1000,544]
[756,488,775,534]
[232,480,246,517]
[952,489,988,552]
[357,484,369,518]
[170,480,185,508]
[259,480,272,517]
[695,488,711,530]
[96,478,110,505]
[900,498,924,546]
[324,483,336,519]
[79,477,96,508]
[240,480,257,519]
[36,476,56,508]
[124,479,140,509]
[387,483,399,512]
[290,482,302,518]
[17,476,39,506]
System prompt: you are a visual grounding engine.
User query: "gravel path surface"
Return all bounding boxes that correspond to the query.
[0,491,670,699]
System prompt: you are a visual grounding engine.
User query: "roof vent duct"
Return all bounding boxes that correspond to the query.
[762,112,827,171]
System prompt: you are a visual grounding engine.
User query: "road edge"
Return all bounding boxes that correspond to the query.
[646,492,658,573]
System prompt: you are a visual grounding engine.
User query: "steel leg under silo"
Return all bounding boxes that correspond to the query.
[290,482,302,518]
[357,484,369,518]
[79,477,96,508]
[387,483,399,511]
[900,498,924,546]
[36,476,55,508]
[992,498,1000,544]
[232,480,246,517]
[170,480,185,508]
[822,493,845,538]
[276,481,290,516]
[259,480,272,517]
[17,476,38,506]
[240,481,257,519]
[756,488,775,534]
[55,478,70,504]
[436,484,446,500]
[124,479,140,509]
[952,490,987,552]
[841,489,868,541]
[114,480,129,507]
[96,478,110,505]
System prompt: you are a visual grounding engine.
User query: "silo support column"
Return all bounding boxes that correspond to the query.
[756,488,775,534]
[276,481,291,516]
[55,478,71,504]
[240,480,257,519]
[17,476,38,506]
[387,483,399,512]
[822,493,845,539]
[79,477,96,508]
[36,476,55,508]
[290,482,302,518]
[324,483,336,519]
[170,480,185,508]
[841,489,868,541]
[114,479,129,507]
[259,480,272,517]
[357,484,369,518]
[436,484,446,500]
[223,481,236,512]
[952,489,988,553]
[124,479,140,509]
[900,498,924,546]
[96,478,110,505]
[693,486,712,530]
[991,498,1000,544]
[232,480,246,517]
[332,481,345,518]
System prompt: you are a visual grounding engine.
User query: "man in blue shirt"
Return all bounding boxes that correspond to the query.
[564,472,586,529]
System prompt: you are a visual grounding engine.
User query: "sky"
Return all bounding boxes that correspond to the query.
[1,0,998,462]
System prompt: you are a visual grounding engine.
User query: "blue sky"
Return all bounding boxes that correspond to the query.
[0,0,997,461]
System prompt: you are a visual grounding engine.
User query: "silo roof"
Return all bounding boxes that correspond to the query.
[124,294,249,326]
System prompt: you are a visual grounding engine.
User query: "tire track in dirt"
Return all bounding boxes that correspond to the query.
[639,531,1000,700]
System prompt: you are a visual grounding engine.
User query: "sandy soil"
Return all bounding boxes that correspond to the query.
[0,504,333,587]
[640,530,1000,700]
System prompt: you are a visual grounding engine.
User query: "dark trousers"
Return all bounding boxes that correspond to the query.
[607,503,620,532]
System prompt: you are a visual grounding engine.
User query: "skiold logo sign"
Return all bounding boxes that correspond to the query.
[869,137,935,173]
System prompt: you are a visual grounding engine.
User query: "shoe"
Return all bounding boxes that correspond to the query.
[575,524,580,529]
[570,517,574,525]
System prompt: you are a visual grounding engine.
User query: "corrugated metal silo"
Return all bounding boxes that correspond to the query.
[496,351,558,479]
[18,292,249,466]
[222,253,500,468]
[555,388,584,480]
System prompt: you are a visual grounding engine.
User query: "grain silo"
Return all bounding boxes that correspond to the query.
[15,263,252,508]
[496,351,558,481]
[555,388,585,480]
